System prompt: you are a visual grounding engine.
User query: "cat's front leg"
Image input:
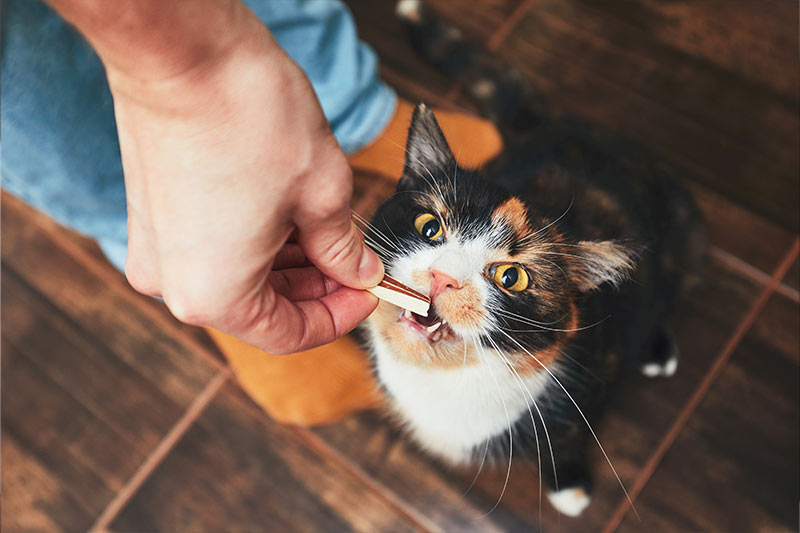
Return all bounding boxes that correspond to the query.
[540,440,592,517]
[639,324,680,378]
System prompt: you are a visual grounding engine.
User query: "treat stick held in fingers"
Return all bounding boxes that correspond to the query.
[368,275,431,317]
[352,213,430,316]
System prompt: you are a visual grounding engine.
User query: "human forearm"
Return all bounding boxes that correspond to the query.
[44,0,270,83]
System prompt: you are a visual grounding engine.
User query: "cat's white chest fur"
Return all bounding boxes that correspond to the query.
[370,332,549,465]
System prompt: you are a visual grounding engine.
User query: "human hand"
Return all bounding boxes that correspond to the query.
[49,0,384,353]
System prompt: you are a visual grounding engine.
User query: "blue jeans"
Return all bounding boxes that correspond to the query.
[1,0,396,271]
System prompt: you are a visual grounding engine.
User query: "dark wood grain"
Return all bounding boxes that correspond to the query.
[783,258,799,292]
[0,270,217,531]
[574,0,798,100]
[1,432,97,531]
[688,182,794,275]
[426,0,523,44]
[498,0,799,230]
[344,0,455,107]
[110,382,424,533]
[1,194,221,531]
[617,292,800,532]
[313,256,763,531]
[1,194,223,395]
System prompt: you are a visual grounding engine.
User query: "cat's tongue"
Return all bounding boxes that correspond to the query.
[412,307,441,327]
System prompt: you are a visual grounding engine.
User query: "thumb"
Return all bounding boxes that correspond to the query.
[295,205,384,290]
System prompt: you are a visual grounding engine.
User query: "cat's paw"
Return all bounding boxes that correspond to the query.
[547,486,591,517]
[640,325,679,378]
[640,355,678,378]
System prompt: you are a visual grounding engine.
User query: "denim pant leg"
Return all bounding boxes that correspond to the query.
[0,0,396,272]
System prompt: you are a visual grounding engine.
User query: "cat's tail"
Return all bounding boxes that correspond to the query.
[395,0,549,139]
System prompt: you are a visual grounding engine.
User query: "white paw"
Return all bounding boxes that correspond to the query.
[396,0,421,20]
[640,355,678,378]
[547,487,591,517]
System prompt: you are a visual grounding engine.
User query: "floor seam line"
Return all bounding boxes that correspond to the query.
[289,426,442,533]
[221,370,441,533]
[601,237,800,533]
[488,0,540,52]
[89,367,232,532]
[710,245,799,303]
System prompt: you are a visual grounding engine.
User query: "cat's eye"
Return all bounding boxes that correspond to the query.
[414,213,444,242]
[491,263,530,292]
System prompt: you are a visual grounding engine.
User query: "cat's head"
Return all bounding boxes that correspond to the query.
[366,104,638,373]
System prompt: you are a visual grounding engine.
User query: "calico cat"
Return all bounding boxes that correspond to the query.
[360,0,706,518]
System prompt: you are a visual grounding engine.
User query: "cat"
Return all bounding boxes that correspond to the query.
[360,0,706,518]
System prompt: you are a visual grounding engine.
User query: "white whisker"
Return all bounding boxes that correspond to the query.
[484,336,553,527]
[473,340,513,517]
[491,307,612,333]
[352,210,397,250]
[520,195,575,243]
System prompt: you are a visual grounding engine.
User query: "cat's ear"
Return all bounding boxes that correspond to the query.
[571,240,640,292]
[399,103,457,188]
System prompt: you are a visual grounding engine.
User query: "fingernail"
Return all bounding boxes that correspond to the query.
[359,247,384,287]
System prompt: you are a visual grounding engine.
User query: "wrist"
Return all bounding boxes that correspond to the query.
[47,0,274,85]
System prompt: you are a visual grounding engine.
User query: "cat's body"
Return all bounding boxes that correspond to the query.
[362,0,705,517]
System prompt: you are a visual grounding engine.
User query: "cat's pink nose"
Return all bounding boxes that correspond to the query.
[429,269,461,300]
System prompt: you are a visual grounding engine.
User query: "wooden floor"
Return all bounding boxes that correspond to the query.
[3,1,798,531]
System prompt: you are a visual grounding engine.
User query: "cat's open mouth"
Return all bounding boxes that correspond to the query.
[400,306,458,343]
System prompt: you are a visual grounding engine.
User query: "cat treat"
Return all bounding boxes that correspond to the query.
[368,275,431,317]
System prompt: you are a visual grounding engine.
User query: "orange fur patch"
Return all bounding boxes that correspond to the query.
[492,197,530,236]
[511,302,579,377]
[435,284,486,329]
[369,301,478,369]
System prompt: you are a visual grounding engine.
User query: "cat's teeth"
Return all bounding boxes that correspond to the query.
[426,322,442,333]
[404,309,413,320]
[430,330,442,342]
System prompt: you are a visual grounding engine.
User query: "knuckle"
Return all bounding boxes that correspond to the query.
[161,273,221,326]
[309,196,349,223]
[124,262,159,296]
[163,292,211,326]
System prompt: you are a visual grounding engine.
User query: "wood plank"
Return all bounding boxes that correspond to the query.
[1,194,222,400]
[573,0,799,100]
[1,434,96,532]
[3,192,227,367]
[314,410,528,532]
[345,0,455,104]
[312,255,763,530]
[783,258,798,292]
[617,292,800,532]
[2,272,198,453]
[1,194,222,530]
[426,0,523,45]
[687,182,794,275]
[0,270,215,531]
[498,0,798,230]
[110,382,424,532]
[749,290,800,365]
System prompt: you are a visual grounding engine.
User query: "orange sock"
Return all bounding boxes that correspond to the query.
[209,98,503,426]
[207,328,384,426]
